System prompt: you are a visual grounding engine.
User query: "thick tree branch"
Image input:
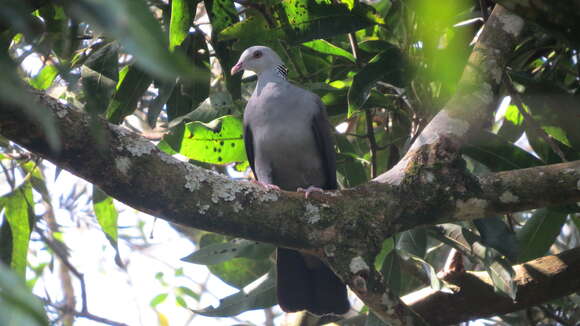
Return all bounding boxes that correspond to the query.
[1,5,579,324]
[494,0,580,46]
[2,89,580,324]
[376,5,525,185]
[404,247,580,325]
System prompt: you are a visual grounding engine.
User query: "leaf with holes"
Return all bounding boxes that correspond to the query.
[162,115,247,165]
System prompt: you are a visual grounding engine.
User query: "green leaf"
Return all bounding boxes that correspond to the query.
[169,0,196,51]
[92,186,118,247]
[176,286,200,301]
[484,250,517,300]
[150,293,169,308]
[473,217,518,261]
[162,115,247,165]
[403,253,444,292]
[29,64,59,90]
[65,0,196,80]
[374,237,394,271]
[1,183,33,278]
[464,131,543,171]
[81,41,119,115]
[181,238,274,265]
[278,0,383,44]
[302,40,355,62]
[193,270,276,317]
[219,10,280,50]
[188,234,273,289]
[167,32,212,121]
[147,80,176,127]
[397,228,427,258]
[517,208,567,263]
[428,224,517,299]
[0,263,49,326]
[366,312,388,326]
[348,46,404,116]
[105,64,152,124]
[335,134,368,187]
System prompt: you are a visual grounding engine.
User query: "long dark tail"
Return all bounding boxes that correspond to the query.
[276,248,350,315]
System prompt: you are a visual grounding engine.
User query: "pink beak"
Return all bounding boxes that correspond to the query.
[230,62,243,75]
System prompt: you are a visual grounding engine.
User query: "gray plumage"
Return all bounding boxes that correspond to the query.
[232,46,349,315]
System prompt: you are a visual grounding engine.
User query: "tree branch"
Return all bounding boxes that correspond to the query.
[403,247,580,325]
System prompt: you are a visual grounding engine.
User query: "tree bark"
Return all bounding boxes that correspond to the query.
[404,247,580,325]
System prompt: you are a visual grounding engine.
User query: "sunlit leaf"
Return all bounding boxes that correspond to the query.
[92,186,118,246]
[29,64,59,90]
[150,293,168,308]
[1,182,33,277]
[105,64,152,124]
[302,39,355,62]
[162,115,247,165]
[169,0,196,51]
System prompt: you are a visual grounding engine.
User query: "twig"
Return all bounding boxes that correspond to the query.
[365,109,378,178]
[504,74,567,162]
[36,229,89,313]
[278,40,305,81]
[348,33,359,64]
[41,299,129,326]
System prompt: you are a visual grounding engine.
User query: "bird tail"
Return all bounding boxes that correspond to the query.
[276,248,350,315]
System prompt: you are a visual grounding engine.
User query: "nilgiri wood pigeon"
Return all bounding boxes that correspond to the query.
[231,46,350,315]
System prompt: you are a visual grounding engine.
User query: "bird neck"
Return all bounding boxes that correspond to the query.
[255,64,289,95]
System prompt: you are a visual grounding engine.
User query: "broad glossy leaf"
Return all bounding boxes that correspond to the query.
[380,250,402,296]
[0,263,48,326]
[473,217,518,261]
[278,0,383,44]
[162,115,246,165]
[1,182,33,277]
[92,186,118,246]
[29,64,58,90]
[105,64,152,124]
[190,234,272,289]
[397,228,427,258]
[81,41,119,115]
[517,208,567,263]
[219,10,281,50]
[169,0,196,50]
[335,134,368,187]
[403,253,444,292]
[374,237,394,271]
[429,224,517,298]
[147,80,176,127]
[167,32,211,121]
[182,238,274,265]
[348,46,404,116]
[484,250,517,299]
[193,271,276,317]
[464,131,543,171]
[65,0,196,80]
[302,39,355,62]
[204,0,241,98]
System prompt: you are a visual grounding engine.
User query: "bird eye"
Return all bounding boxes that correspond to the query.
[253,51,263,59]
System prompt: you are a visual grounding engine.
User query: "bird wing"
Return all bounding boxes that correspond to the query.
[311,98,337,190]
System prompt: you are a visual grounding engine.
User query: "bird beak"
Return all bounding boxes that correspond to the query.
[230,62,243,75]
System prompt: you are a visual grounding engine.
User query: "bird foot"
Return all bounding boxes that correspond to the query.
[250,179,281,191]
[297,186,324,199]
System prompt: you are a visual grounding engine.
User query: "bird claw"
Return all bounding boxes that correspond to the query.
[250,179,281,191]
[297,186,324,199]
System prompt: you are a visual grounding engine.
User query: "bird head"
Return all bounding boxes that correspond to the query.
[230,46,284,75]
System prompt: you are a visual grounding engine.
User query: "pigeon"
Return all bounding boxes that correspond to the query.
[231,46,350,315]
